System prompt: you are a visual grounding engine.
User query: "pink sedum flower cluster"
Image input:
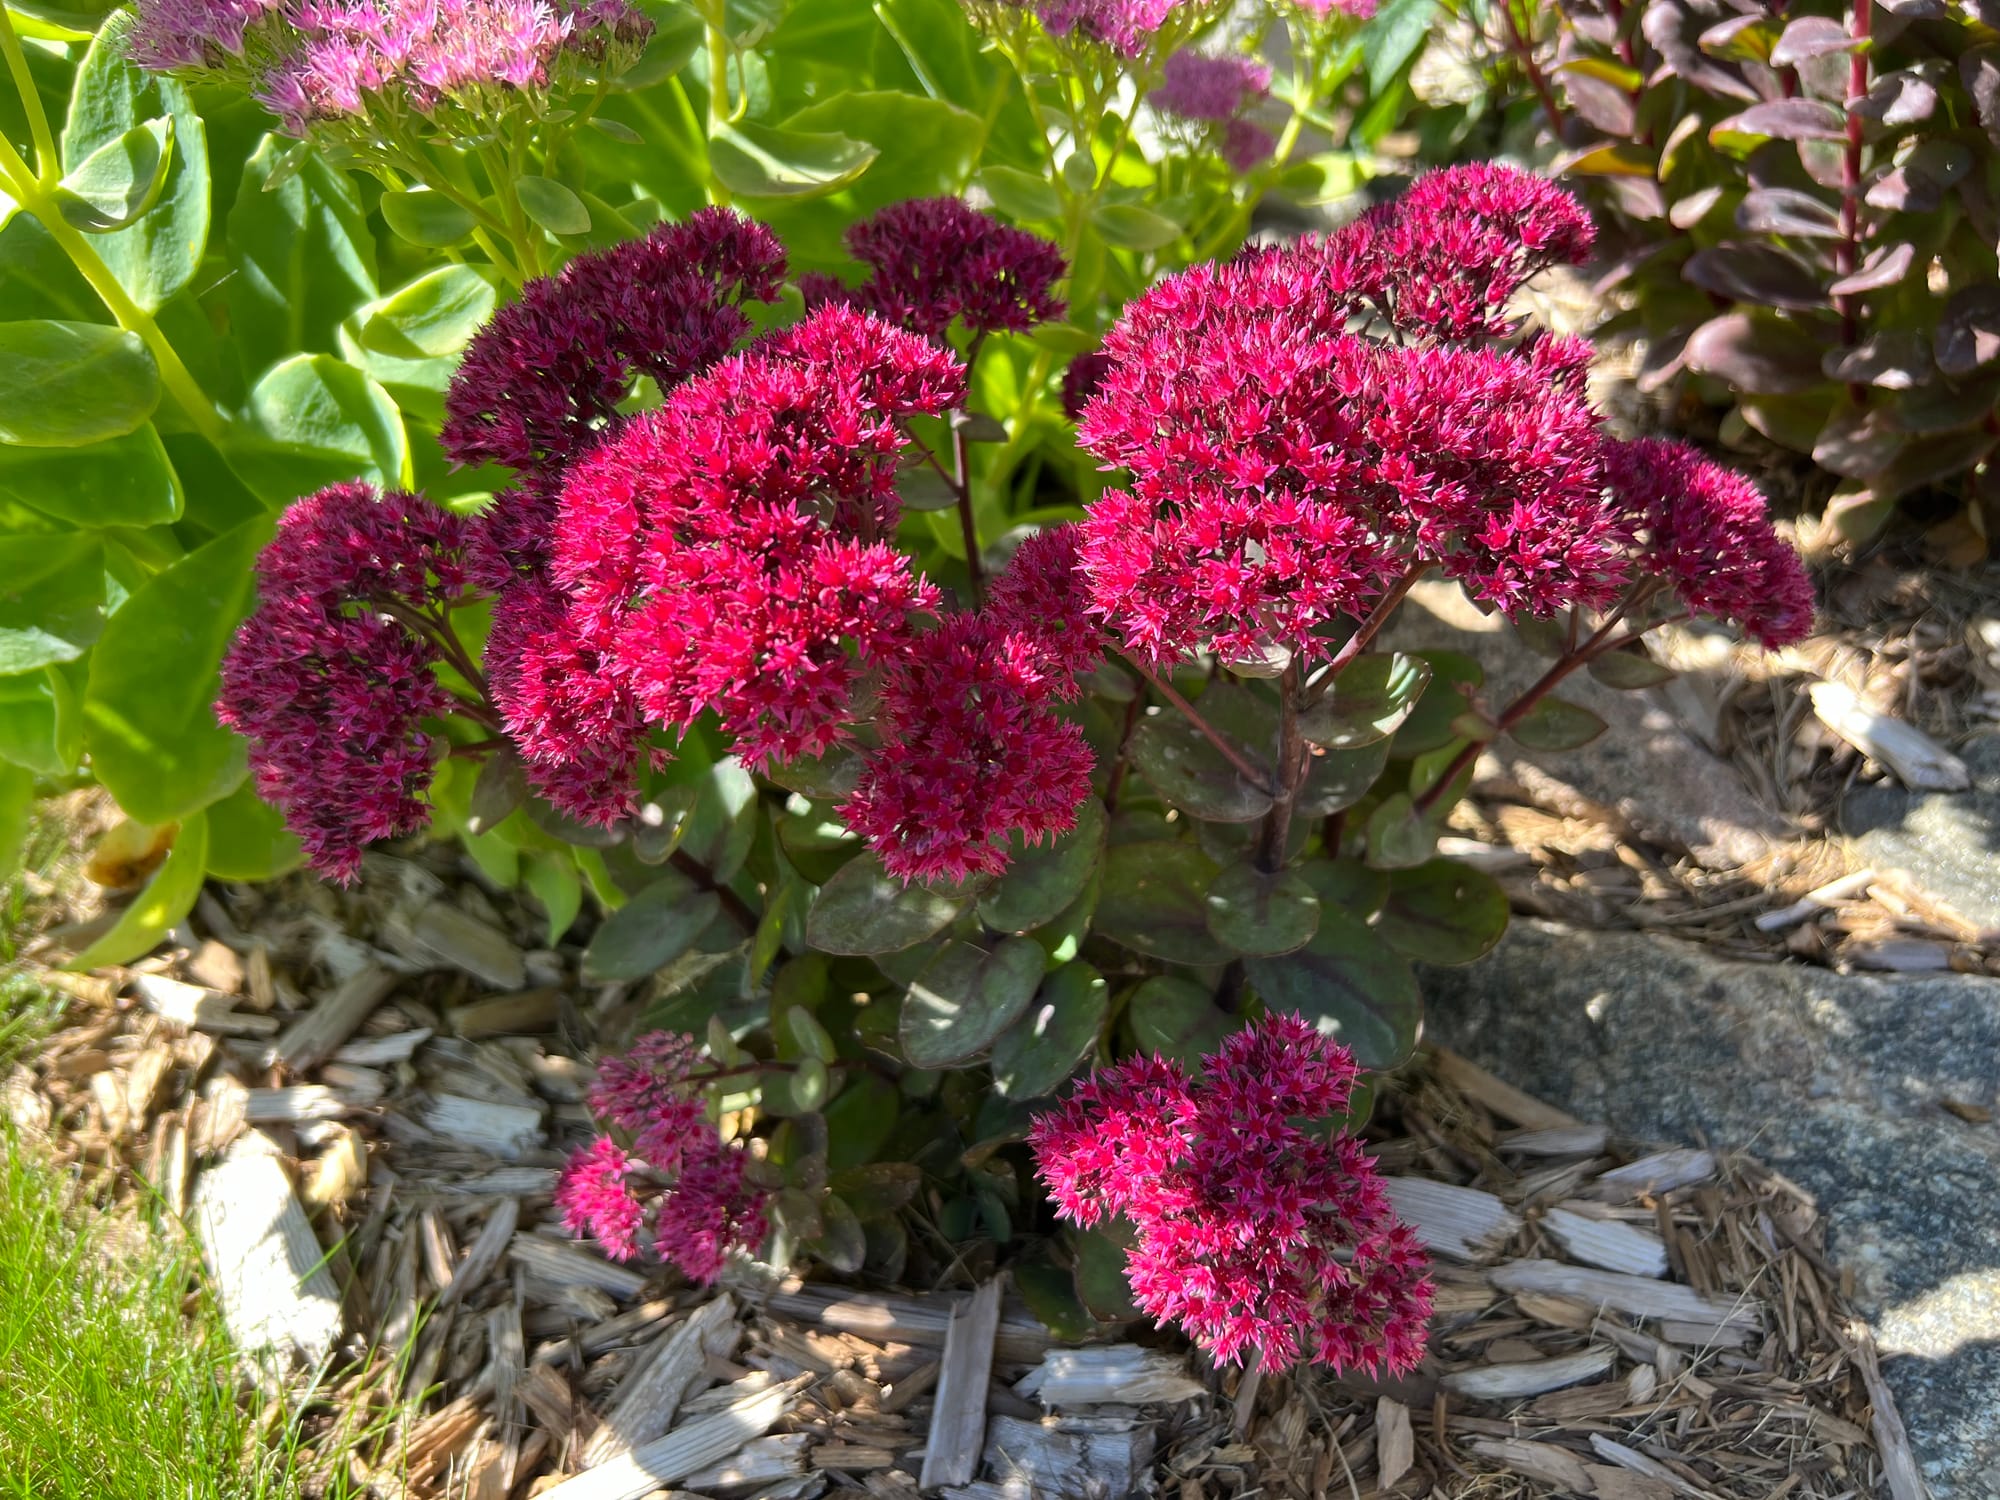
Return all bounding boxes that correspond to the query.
[129,0,649,136]
[1154,51,1276,171]
[1030,1014,1433,1373]
[805,197,1066,344]
[216,483,471,882]
[1075,164,1814,665]
[556,1032,767,1282]
[1025,0,1183,56]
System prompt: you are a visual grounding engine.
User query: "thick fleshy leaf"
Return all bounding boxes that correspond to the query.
[82,515,272,824]
[1709,99,1845,146]
[1126,973,1233,1065]
[1376,859,1508,965]
[806,851,968,954]
[1870,428,1998,499]
[203,777,302,881]
[515,175,591,236]
[1508,697,1609,750]
[900,937,1044,1067]
[709,119,877,199]
[1244,907,1421,1070]
[55,114,172,231]
[584,870,723,980]
[1735,187,1840,239]
[977,165,1061,222]
[1092,203,1180,251]
[978,797,1106,934]
[1072,1223,1143,1320]
[1684,313,1829,394]
[227,134,377,378]
[1965,49,2000,151]
[0,423,182,527]
[356,266,500,361]
[1364,792,1437,870]
[990,962,1108,1099]
[0,320,158,446]
[1128,710,1272,823]
[62,14,208,311]
[1299,855,1389,919]
[1769,15,1859,64]
[1096,841,1230,965]
[1561,143,1656,177]
[1204,860,1320,957]
[1936,287,2000,379]
[1828,242,1915,296]
[1812,399,1905,479]
[0,536,104,674]
[379,188,478,247]
[68,809,209,970]
[1822,330,1932,390]
[1683,244,1826,311]
[228,354,409,505]
[0,667,82,776]
[1587,647,1677,690]
[1297,737,1393,817]
[1391,652,1484,756]
[1853,67,1939,127]
[1301,652,1431,749]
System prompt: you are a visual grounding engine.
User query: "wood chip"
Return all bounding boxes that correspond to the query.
[1014,1346,1203,1406]
[1587,1149,1717,1200]
[1488,1260,1762,1332]
[535,1377,801,1500]
[1541,1204,1671,1277]
[1429,1048,1580,1129]
[331,1027,433,1066]
[509,1233,648,1299]
[919,1275,1003,1490]
[1587,1435,1721,1500]
[1498,1124,1610,1157]
[269,965,399,1072]
[420,1093,544,1159]
[1846,1319,1931,1500]
[451,987,562,1039]
[1375,1397,1413,1490]
[1808,680,1970,790]
[1383,1177,1523,1261]
[1468,1436,1593,1489]
[436,1196,521,1309]
[1441,1346,1615,1399]
[978,1413,1155,1500]
[134,974,278,1037]
[192,1131,344,1367]
[582,1295,739,1468]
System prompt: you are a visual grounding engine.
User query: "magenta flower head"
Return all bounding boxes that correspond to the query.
[1604,437,1816,647]
[127,0,279,70]
[1154,50,1270,124]
[842,197,1066,343]
[1030,1014,1433,1374]
[1029,0,1182,54]
[842,613,1096,884]
[443,208,787,478]
[216,483,473,882]
[548,302,964,770]
[556,1030,767,1281]
[984,523,1105,694]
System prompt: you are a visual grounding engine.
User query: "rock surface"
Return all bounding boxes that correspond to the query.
[1384,583,1793,869]
[1422,922,2000,1496]
[1845,736,2000,934]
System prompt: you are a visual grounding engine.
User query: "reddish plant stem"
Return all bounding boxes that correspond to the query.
[952,420,984,602]
[1322,809,1347,859]
[1835,0,1872,344]
[1124,654,1277,794]
[1305,564,1428,706]
[1410,594,1667,816]
[1254,664,1308,872]
[1103,690,1145,812]
[1500,0,1566,136]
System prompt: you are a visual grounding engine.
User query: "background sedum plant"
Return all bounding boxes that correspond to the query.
[210,166,1813,1368]
[1538,0,2000,559]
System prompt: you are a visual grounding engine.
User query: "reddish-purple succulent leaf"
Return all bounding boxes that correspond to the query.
[1736,187,1842,239]
[1821,330,1935,390]
[1685,311,1832,393]
[1827,241,1916,296]
[1963,49,2000,151]
[1852,67,1941,128]
[1683,244,1829,310]
[1871,427,1997,497]
[1710,99,1847,143]
[1770,15,1859,65]
[1935,286,2000,379]
[1644,0,1761,100]
[1812,399,1906,479]
[1670,185,1729,229]
[1889,375,2000,434]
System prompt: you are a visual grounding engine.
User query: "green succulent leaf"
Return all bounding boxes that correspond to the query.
[357,265,499,361]
[1588,648,1676,690]
[584,869,722,980]
[0,423,182,528]
[1375,858,1508,965]
[1244,907,1421,1070]
[1128,711,1272,824]
[1092,203,1180,251]
[203,778,302,881]
[1072,1222,1142,1320]
[991,962,1108,1099]
[81,515,272,825]
[68,809,209,971]
[899,937,1045,1068]
[806,851,969,954]
[226,134,377,378]
[515,175,592,236]
[379,188,478,247]
[1203,860,1321,956]
[709,119,878,198]
[1096,841,1231,965]
[0,535,105,674]
[977,797,1106,935]
[1301,652,1432,749]
[1507,697,1609,751]
[1391,652,1484,756]
[55,114,172,231]
[977,165,1062,222]
[228,354,410,505]
[0,667,82,777]
[0,321,158,447]
[1125,973,1233,1064]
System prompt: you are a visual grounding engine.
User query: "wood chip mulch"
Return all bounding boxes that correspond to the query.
[6,840,1930,1500]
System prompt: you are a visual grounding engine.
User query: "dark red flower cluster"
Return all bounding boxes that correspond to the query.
[555,1031,767,1281]
[547,303,963,770]
[441,208,786,476]
[216,483,472,882]
[810,197,1066,343]
[1030,1014,1433,1373]
[1604,437,1816,647]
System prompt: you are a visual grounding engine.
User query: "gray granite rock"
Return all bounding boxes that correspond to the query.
[1422,922,2000,1496]
[1383,583,1793,869]
[1845,737,2000,934]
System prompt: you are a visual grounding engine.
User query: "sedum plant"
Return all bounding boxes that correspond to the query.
[1541,0,2000,557]
[216,167,1813,1367]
